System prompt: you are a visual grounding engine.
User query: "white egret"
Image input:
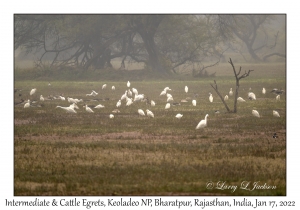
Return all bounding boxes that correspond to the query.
[175,113,183,119]
[126,98,133,106]
[262,87,266,94]
[146,109,154,118]
[134,94,144,102]
[185,86,188,93]
[69,103,79,109]
[224,95,228,100]
[121,91,128,100]
[276,95,280,101]
[86,90,98,97]
[151,100,156,106]
[164,87,171,92]
[84,105,94,113]
[116,100,121,107]
[229,88,233,96]
[112,86,115,90]
[209,93,213,103]
[56,106,77,113]
[109,114,114,119]
[192,99,196,106]
[102,84,107,89]
[160,90,167,96]
[165,103,170,110]
[30,88,36,96]
[127,89,132,97]
[40,95,44,101]
[94,104,105,109]
[67,97,77,104]
[132,88,138,95]
[74,98,83,103]
[196,114,209,129]
[24,100,30,108]
[167,96,174,102]
[112,109,120,113]
[237,97,246,102]
[248,92,256,100]
[138,109,145,116]
[273,110,280,117]
[252,110,260,118]
[127,81,131,88]
[59,95,65,101]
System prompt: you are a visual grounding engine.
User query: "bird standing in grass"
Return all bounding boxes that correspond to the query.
[262,87,266,94]
[185,86,188,93]
[192,99,196,106]
[127,81,131,88]
[24,100,30,108]
[56,105,77,113]
[109,114,114,119]
[116,100,121,108]
[273,110,280,117]
[252,110,260,118]
[84,105,94,113]
[151,100,155,107]
[138,109,145,116]
[237,97,246,102]
[146,109,154,118]
[165,103,170,110]
[102,84,107,89]
[175,113,183,119]
[196,114,209,129]
[224,95,228,101]
[276,95,280,101]
[95,104,105,109]
[209,93,213,103]
[229,88,233,96]
[40,95,44,101]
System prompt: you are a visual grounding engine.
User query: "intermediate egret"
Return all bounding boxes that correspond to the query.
[116,100,121,107]
[229,88,233,96]
[164,87,171,92]
[127,81,131,88]
[248,92,256,100]
[151,100,156,106]
[138,109,145,116]
[132,88,138,95]
[276,95,280,101]
[262,88,266,94]
[160,90,167,96]
[252,110,260,118]
[209,93,213,103]
[40,95,44,101]
[112,86,115,90]
[175,113,183,119]
[94,104,105,109]
[102,84,107,89]
[56,106,77,113]
[146,109,154,118]
[196,114,209,129]
[109,114,114,119]
[237,97,246,102]
[84,105,94,113]
[167,96,174,102]
[192,99,196,106]
[185,86,188,93]
[273,110,280,117]
[24,100,30,108]
[224,95,228,101]
[165,103,171,110]
[30,88,36,96]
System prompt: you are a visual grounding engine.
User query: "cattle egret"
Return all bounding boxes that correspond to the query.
[112,86,115,90]
[67,97,77,104]
[30,88,36,96]
[262,88,266,94]
[151,100,156,106]
[164,87,171,92]
[102,84,107,89]
[224,95,228,100]
[138,109,145,116]
[252,110,260,118]
[175,113,183,119]
[134,94,144,102]
[59,95,65,101]
[56,106,77,113]
[196,114,209,129]
[165,103,170,110]
[229,88,233,96]
[121,91,127,100]
[24,100,30,108]
[95,104,105,109]
[132,88,138,95]
[146,109,154,118]
[160,90,167,96]
[116,100,121,107]
[40,95,44,101]
[109,114,114,119]
[273,110,280,117]
[127,81,131,88]
[192,99,196,106]
[209,93,213,103]
[185,86,188,93]
[276,95,280,101]
[86,90,98,97]
[84,105,94,113]
[167,96,174,102]
[248,92,256,100]
[237,97,246,102]
[126,98,133,106]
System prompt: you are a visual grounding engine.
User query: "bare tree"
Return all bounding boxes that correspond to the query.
[210,58,253,113]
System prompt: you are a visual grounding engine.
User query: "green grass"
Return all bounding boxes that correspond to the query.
[14,62,286,195]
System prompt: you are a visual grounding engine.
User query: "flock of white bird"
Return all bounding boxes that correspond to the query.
[21,81,284,130]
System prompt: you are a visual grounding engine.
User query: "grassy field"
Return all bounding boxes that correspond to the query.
[14,63,286,195]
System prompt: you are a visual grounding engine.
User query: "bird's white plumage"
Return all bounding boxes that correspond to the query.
[192,99,196,106]
[262,87,266,94]
[127,81,130,88]
[196,114,209,129]
[248,92,256,100]
[276,95,280,101]
[102,84,107,89]
[185,86,188,93]
[30,88,36,96]
[160,90,166,96]
[224,95,228,100]
[126,98,133,106]
[229,88,233,96]
[116,100,121,107]
[273,110,280,117]
[151,100,155,106]
[146,109,154,118]
[252,110,260,118]
[24,100,30,108]
[84,105,94,113]
[56,105,77,113]
[40,95,44,101]
[165,103,170,110]
[138,109,145,116]
[209,93,213,103]
[95,104,105,109]
[112,86,115,90]
[237,97,246,102]
[175,113,183,119]
[109,114,114,119]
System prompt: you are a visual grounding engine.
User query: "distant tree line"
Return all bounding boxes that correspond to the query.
[14,14,286,75]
